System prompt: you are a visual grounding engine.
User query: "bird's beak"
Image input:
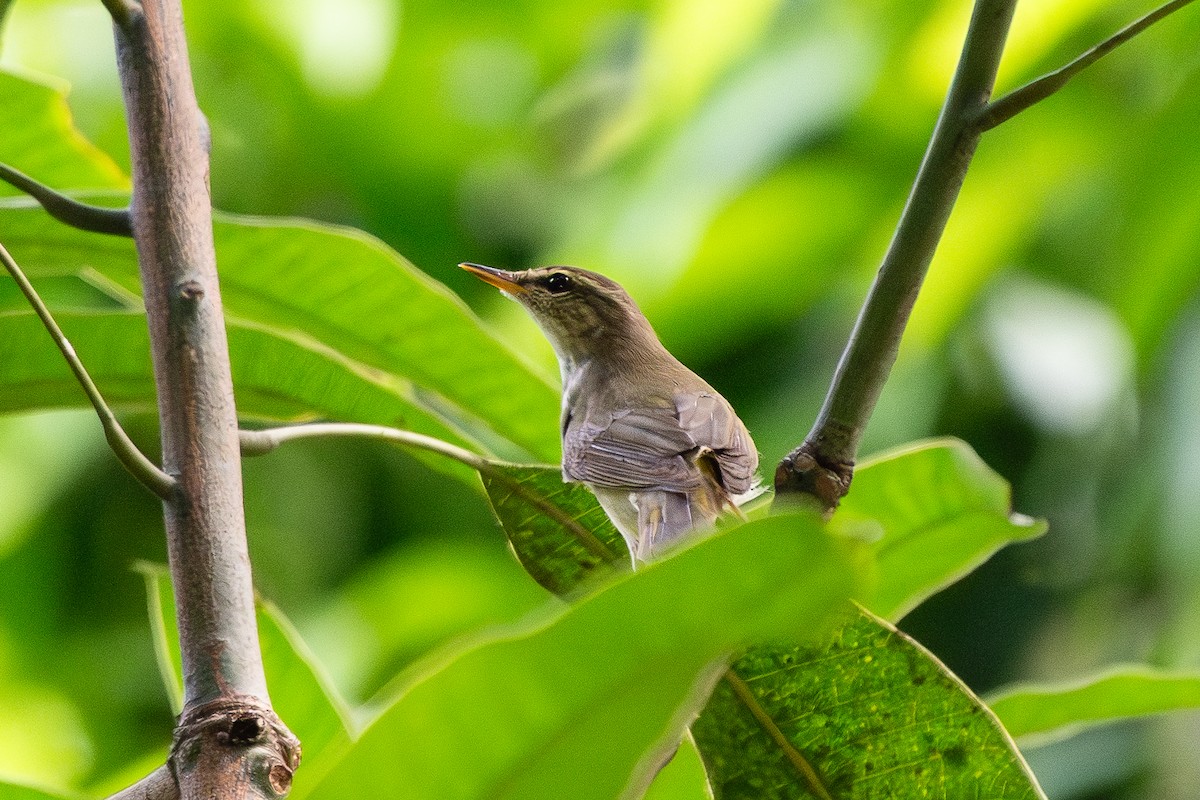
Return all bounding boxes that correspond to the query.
[459,262,526,294]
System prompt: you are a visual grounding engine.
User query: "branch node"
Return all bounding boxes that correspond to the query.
[177,279,205,302]
[171,695,301,797]
[773,443,853,514]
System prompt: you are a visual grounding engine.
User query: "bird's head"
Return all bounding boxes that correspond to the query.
[461,263,659,363]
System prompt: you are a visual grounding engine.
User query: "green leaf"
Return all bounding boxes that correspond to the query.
[136,564,354,775]
[308,514,857,800]
[837,438,1047,621]
[0,69,127,193]
[693,610,1044,800]
[987,667,1200,744]
[0,310,479,481]
[0,781,79,800]
[476,443,1046,799]
[133,562,184,716]
[479,463,628,594]
[0,202,562,461]
[644,736,713,800]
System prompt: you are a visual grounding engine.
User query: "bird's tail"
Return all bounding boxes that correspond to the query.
[634,490,704,563]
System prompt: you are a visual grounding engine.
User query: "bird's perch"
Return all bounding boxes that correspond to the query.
[105,0,297,796]
[776,0,1197,510]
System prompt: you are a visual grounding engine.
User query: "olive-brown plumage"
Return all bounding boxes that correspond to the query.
[462,263,758,564]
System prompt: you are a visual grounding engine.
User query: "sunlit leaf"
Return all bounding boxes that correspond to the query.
[837,438,1047,621]
[0,202,562,462]
[988,667,1200,745]
[307,514,857,800]
[0,69,127,194]
[0,310,479,482]
[644,736,713,800]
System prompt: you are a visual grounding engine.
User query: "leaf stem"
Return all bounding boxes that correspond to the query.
[240,423,619,562]
[979,0,1199,131]
[240,422,491,471]
[775,0,1018,509]
[0,162,133,236]
[0,240,175,498]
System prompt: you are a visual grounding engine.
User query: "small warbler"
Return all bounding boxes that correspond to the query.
[463,263,758,564]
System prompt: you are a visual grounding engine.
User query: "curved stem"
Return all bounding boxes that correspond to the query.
[240,423,491,472]
[0,163,133,236]
[775,0,1018,508]
[0,240,175,498]
[979,0,1198,131]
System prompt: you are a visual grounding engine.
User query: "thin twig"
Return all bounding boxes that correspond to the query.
[100,0,143,29]
[240,423,491,471]
[0,240,175,498]
[241,423,620,563]
[979,0,1198,130]
[0,163,133,236]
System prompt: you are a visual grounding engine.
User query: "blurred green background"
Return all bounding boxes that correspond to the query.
[1,0,1199,796]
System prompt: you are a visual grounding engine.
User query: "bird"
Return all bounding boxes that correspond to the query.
[461,262,758,565]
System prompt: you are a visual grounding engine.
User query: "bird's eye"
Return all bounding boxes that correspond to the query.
[543,272,573,294]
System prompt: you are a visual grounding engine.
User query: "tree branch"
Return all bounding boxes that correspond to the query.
[979,0,1198,131]
[100,0,143,29]
[110,1,295,796]
[0,240,175,497]
[774,0,1019,510]
[0,162,133,236]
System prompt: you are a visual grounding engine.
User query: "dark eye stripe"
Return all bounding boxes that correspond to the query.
[544,273,572,294]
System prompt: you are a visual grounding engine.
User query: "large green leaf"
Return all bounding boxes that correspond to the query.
[0,70,127,194]
[835,438,1047,621]
[693,611,1042,799]
[476,441,1046,799]
[0,201,561,461]
[307,514,855,800]
[988,667,1200,744]
[0,309,479,480]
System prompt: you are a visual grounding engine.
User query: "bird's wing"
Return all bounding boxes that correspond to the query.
[674,392,758,495]
[563,392,758,494]
[563,406,700,490]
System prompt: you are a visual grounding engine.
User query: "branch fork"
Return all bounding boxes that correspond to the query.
[775,0,1197,510]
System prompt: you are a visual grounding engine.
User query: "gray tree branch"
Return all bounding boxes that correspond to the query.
[105,0,297,796]
[774,0,1019,509]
